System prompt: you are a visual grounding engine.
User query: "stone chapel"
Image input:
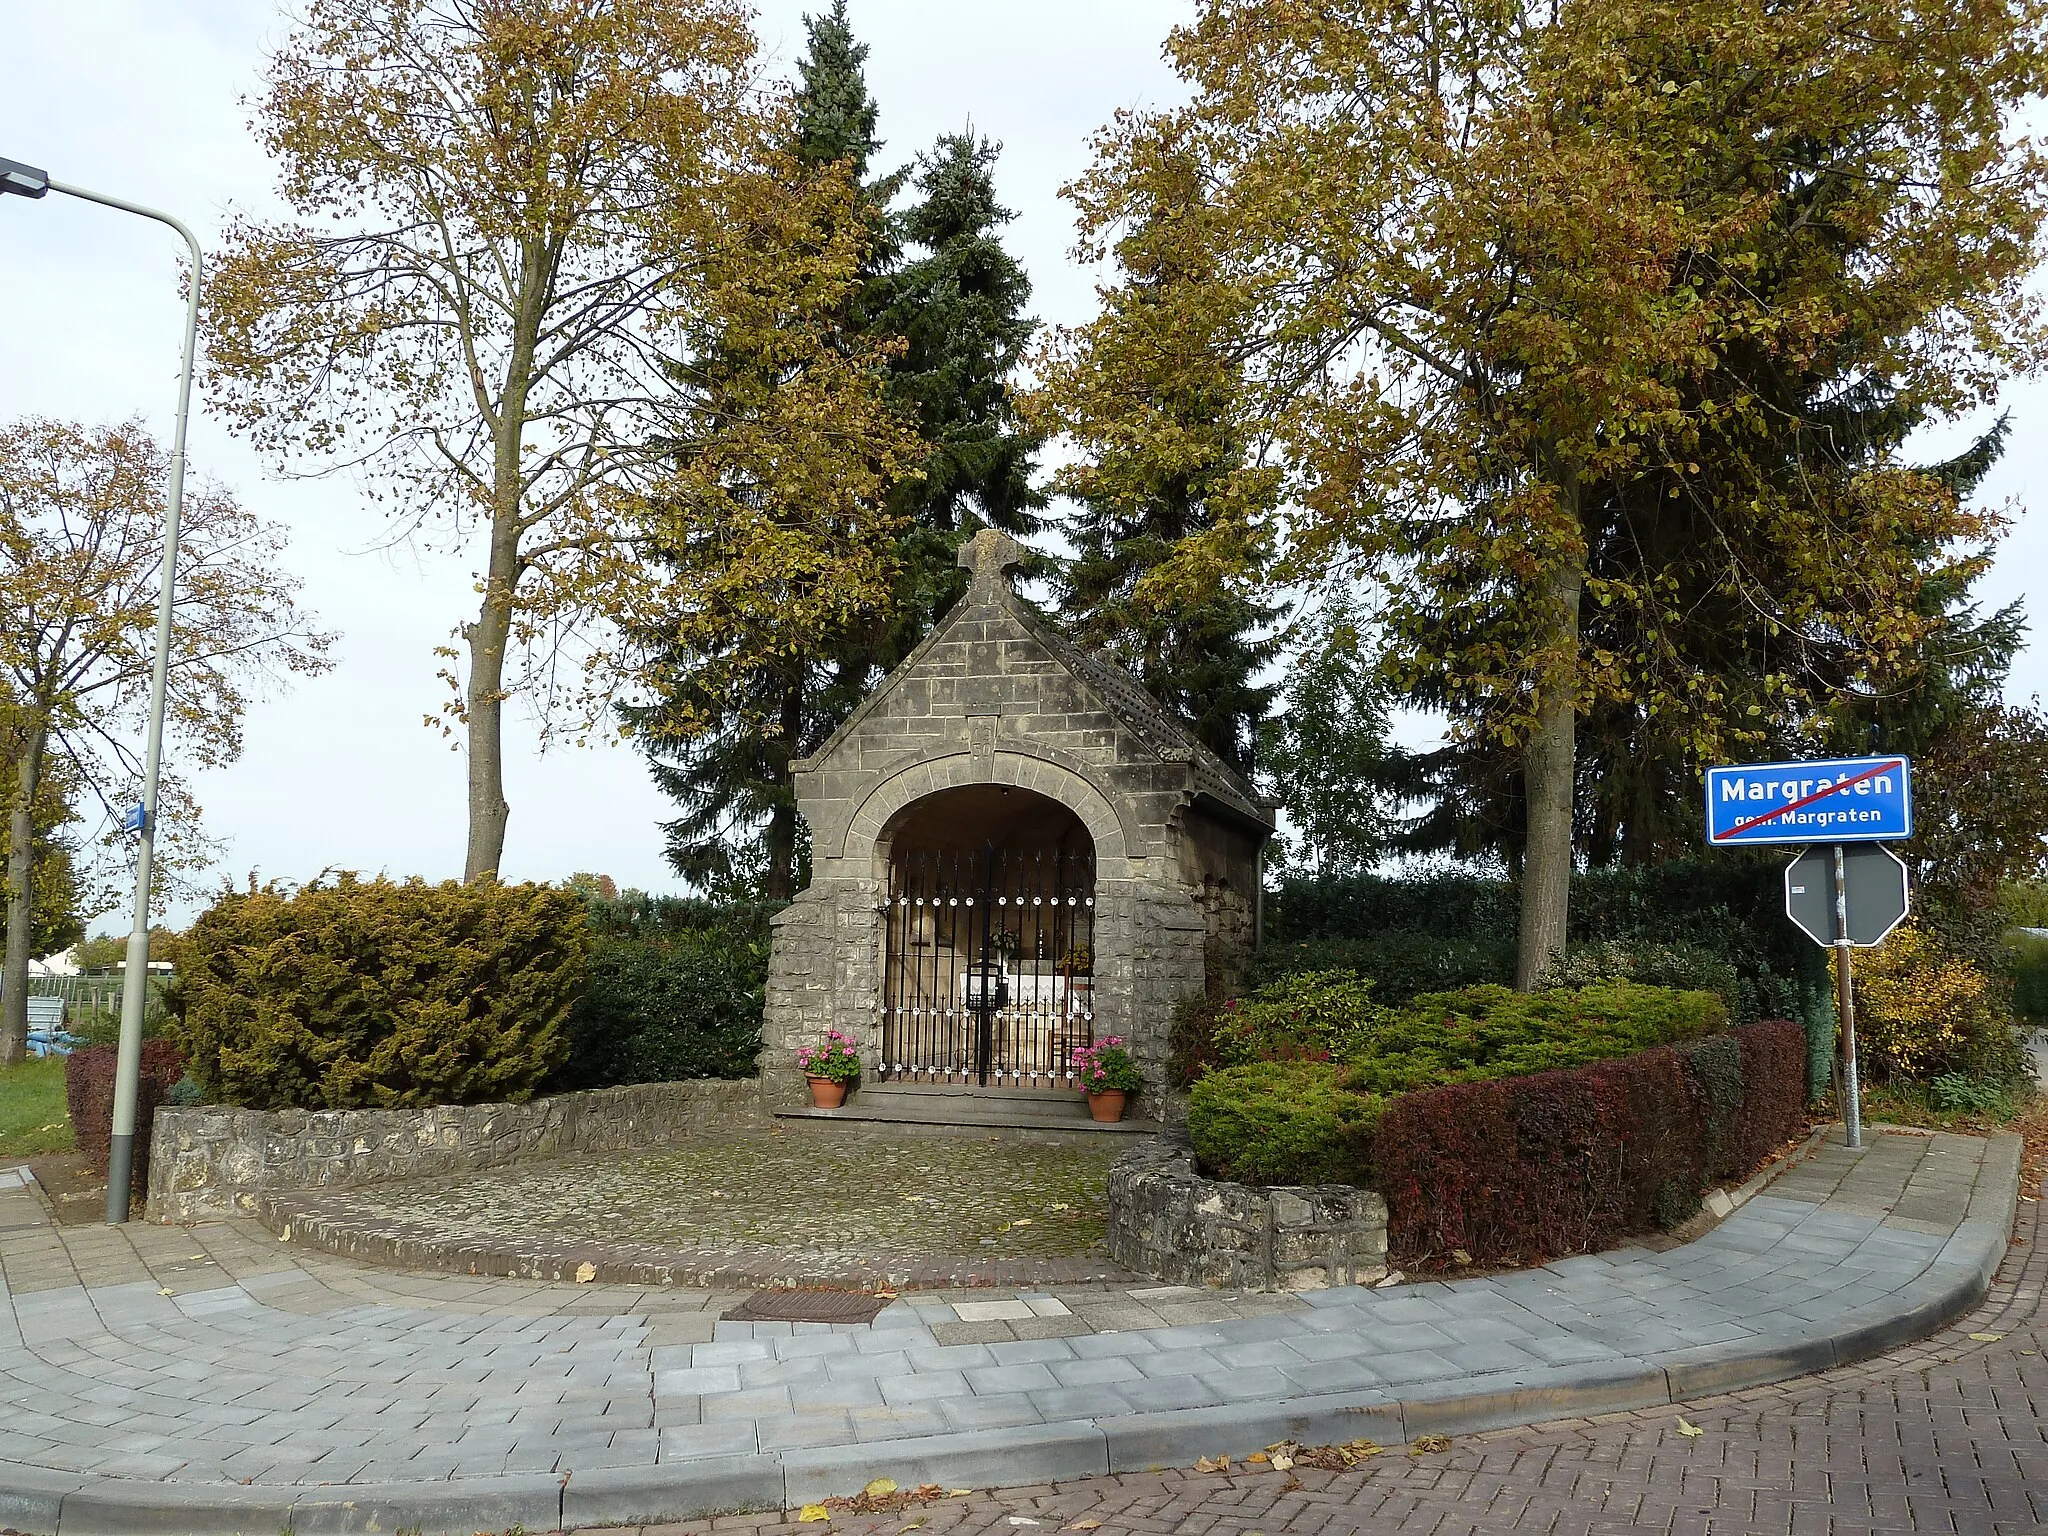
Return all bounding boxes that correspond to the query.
[760,529,1276,1121]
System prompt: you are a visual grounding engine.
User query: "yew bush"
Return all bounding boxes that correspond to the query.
[173,875,586,1109]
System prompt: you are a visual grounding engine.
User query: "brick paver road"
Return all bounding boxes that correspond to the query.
[607,1196,2048,1536]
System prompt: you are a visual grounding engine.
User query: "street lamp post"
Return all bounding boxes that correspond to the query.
[1,155,201,1223]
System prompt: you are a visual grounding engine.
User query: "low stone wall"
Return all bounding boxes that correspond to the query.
[1106,1141,1388,1292]
[145,1077,767,1223]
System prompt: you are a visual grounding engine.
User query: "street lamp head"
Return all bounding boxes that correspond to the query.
[1,156,50,199]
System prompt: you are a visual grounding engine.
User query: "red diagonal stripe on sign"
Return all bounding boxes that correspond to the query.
[1715,762,1895,841]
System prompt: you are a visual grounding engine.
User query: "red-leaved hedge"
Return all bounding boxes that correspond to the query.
[64,1040,186,1181]
[1374,1019,1807,1266]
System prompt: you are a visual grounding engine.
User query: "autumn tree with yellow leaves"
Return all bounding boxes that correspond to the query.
[205,0,910,881]
[0,419,331,1066]
[1041,0,2048,987]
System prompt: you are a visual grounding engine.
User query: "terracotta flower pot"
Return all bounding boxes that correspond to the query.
[1087,1088,1127,1123]
[807,1075,848,1109]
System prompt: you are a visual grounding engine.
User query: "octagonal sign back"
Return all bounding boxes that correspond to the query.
[1784,844,1911,949]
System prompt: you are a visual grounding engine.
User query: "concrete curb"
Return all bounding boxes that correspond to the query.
[2,1133,2021,1536]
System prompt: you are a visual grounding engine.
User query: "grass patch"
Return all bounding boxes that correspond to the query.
[0,1055,72,1160]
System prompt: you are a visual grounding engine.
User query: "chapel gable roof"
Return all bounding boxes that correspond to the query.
[799,529,1272,830]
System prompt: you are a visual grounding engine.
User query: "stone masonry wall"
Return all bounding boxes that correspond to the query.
[1107,1141,1389,1292]
[145,1077,766,1224]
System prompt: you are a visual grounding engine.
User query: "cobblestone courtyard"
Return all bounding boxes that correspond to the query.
[358,1127,1122,1263]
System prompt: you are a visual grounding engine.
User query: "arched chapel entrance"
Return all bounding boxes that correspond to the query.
[878,784,1097,1090]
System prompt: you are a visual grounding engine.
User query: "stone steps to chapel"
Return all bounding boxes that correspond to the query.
[775,1082,1153,1136]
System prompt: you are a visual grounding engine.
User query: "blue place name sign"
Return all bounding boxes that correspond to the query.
[1705,756,1912,847]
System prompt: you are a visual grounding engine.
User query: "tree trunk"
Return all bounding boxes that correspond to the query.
[1,722,47,1066]
[463,242,547,883]
[464,520,517,882]
[764,681,805,904]
[1516,489,1586,991]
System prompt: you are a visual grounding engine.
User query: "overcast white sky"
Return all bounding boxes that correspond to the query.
[2,2,2043,927]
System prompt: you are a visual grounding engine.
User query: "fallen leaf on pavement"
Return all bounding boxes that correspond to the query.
[156,1288,174,1297]
[1970,1332,2003,1342]
[1410,1435,1452,1454]
[799,1505,830,1523]
[1065,1521,1101,1531]
[865,1479,898,1498]
[1269,1454,1295,1471]
[900,1522,925,1533]
[1676,1418,1704,1438]
[575,1262,597,1284]
[1008,1518,1041,1527]
[949,1489,974,1497]
[1193,1455,1229,1473]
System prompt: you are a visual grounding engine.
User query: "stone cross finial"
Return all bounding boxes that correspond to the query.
[958,528,1026,597]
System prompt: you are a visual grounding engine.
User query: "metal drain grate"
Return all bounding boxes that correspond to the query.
[721,1289,889,1325]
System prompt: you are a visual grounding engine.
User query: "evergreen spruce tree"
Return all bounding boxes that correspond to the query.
[625,0,891,902]
[1062,496,1278,776]
[629,11,1046,897]
[863,133,1046,673]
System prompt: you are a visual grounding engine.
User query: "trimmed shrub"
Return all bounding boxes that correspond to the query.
[1187,1062,1383,1186]
[1536,941,1742,1012]
[580,890,778,945]
[1212,970,1391,1068]
[172,875,587,1109]
[1345,980,1727,1096]
[1266,859,1827,1028]
[65,1039,185,1178]
[1246,934,1516,1006]
[1374,1018,1808,1265]
[1842,923,2016,1082]
[1732,1018,1810,1171]
[550,928,767,1090]
[2009,928,2048,1028]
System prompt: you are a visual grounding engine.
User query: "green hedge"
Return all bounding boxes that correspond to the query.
[1187,1062,1381,1186]
[2009,929,2048,1029]
[1186,979,1729,1185]
[1246,933,1515,1006]
[1347,981,1727,1095]
[1263,860,1835,1089]
[550,926,768,1091]
[1211,970,1389,1067]
[172,876,586,1109]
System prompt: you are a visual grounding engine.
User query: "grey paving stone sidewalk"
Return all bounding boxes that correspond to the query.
[0,1127,2018,1536]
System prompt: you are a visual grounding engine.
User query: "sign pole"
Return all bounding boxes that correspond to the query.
[1832,843,1863,1149]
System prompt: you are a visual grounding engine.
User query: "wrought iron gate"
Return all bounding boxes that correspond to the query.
[881,844,1096,1087]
